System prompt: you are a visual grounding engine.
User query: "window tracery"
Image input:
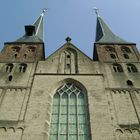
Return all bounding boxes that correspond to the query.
[49,83,90,140]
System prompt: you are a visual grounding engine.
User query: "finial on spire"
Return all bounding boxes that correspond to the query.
[93,7,100,17]
[41,8,47,16]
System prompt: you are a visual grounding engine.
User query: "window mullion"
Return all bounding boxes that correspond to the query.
[85,103,89,138]
[57,94,61,140]
[76,94,79,140]
[50,84,90,140]
[68,94,70,140]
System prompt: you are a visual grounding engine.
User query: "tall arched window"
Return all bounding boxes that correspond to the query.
[50,83,90,140]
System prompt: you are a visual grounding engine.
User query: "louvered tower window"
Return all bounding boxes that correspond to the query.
[50,83,90,140]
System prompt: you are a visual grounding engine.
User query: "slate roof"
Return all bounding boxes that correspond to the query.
[95,16,132,44]
[15,12,45,43]
[15,35,43,43]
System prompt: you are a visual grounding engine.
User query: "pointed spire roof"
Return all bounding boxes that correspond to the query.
[95,13,131,44]
[15,9,47,43]
[33,11,45,41]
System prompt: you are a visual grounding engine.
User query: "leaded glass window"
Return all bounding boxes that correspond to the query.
[50,83,90,140]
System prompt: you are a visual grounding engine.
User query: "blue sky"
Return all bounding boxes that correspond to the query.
[0,0,140,58]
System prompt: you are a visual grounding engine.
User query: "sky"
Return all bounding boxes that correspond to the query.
[0,0,140,58]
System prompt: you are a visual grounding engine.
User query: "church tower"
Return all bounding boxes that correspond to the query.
[0,11,46,140]
[0,10,140,140]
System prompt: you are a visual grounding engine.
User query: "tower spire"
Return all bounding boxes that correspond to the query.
[34,8,47,41]
[15,9,47,43]
[94,11,130,44]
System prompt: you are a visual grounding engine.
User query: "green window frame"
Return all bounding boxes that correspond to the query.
[49,83,90,140]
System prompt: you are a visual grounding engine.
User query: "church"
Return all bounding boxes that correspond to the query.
[0,10,140,140]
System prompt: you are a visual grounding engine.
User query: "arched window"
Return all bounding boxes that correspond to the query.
[123,54,129,59]
[50,83,90,140]
[127,64,138,73]
[12,46,20,53]
[8,75,13,81]
[24,54,27,58]
[19,63,27,72]
[127,80,133,86]
[14,54,17,58]
[105,46,117,59]
[113,63,123,72]
[110,54,116,59]
[106,46,115,52]
[28,46,36,52]
[6,63,14,72]
[121,46,131,53]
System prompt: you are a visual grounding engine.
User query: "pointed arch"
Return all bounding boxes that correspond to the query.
[49,79,90,140]
[50,78,88,97]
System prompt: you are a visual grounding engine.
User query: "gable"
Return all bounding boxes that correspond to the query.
[36,42,98,74]
[46,42,93,61]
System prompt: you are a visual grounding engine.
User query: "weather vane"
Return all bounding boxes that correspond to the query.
[93,7,100,17]
[41,8,47,16]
